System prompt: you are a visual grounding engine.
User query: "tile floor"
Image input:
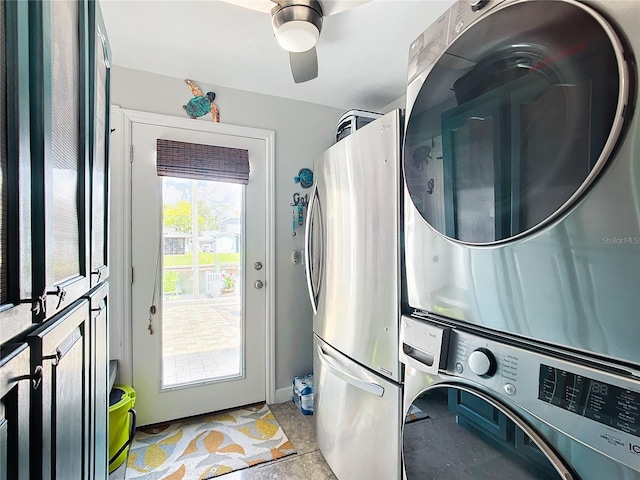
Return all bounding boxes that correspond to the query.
[109,401,337,480]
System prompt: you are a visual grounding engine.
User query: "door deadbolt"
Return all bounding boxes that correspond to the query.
[254,280,264,289]
[254,262,263,270]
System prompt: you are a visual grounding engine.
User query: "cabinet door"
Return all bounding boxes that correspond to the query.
[0,0,35,343]
[89,1,111,287]
[87,282,108,479]
[28,299,90,480]
[29,0,91,322]
[0,343,30,480]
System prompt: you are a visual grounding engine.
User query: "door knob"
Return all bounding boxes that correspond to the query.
[254,280,264,289]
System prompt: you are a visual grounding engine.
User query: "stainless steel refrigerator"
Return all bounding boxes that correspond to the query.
[304,109,403,480]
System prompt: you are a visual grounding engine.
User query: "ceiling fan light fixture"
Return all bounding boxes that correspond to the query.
[275,20,319,52]
[271,1,323,53]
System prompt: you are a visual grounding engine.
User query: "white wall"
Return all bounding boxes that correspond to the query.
[109,66,345,395]
[381,95,406,114]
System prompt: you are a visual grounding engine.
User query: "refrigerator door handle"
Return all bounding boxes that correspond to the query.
[316,344,385,397]
[304,182,322,315]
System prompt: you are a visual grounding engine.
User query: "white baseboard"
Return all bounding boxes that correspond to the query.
[271,387,292,404]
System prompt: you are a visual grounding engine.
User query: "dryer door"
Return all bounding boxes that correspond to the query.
[403,384,573,480]
[403,0,629,245]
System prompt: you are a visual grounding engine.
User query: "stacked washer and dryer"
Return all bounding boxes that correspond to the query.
[400,0,639,479]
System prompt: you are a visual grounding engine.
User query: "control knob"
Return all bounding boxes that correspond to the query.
[468,0,490,11]
[468,348,496,377]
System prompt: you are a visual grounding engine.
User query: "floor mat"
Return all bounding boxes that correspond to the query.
[125,404,296,479]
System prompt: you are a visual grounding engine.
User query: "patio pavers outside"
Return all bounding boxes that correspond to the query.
[161,294,242,385]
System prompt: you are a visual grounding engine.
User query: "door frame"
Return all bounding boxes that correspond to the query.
[109,107,276,404]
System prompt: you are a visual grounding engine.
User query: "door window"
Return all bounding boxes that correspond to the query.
[404,0,628,244]
[161,177,243,386]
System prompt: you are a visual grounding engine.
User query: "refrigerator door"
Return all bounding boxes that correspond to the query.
[306,109,402,382]
[313,335,402,480]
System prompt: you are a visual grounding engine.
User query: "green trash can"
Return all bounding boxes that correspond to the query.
[108,385,137,473]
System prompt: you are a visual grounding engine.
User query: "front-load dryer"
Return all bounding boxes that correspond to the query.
[403,0,639,367]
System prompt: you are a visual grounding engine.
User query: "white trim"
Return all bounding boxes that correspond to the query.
[113,108,276,403]
[119,109,275,142]
[108,105,135,386]
[273,386,293,405]
[265,130,276,405]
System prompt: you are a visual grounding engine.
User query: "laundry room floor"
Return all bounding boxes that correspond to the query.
[109,401,337,479]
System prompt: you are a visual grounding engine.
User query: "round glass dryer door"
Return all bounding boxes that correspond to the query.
[403,0,629,244]
[403,386,572,479]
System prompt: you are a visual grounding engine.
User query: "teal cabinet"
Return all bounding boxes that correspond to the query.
[0,0,35,344]
[86,282,109,479]
[28,300,91,480]
[29,0,91,321]
[0,343,31,480]
[0,1,110,478]
[89,1,111,288]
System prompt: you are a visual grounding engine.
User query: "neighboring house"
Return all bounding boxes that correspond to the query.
[200,232,240,253]
[163,229,191,255]
[200,218,241,253]
[222,217,241,234]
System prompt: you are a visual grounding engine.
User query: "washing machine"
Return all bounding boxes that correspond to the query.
[400,314,640,479]
[403,0,639,368]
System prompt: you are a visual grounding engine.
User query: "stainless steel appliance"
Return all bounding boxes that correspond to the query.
[400,315,640,480]
[403,0,640,367]
[402,0,639,477]
[305,109,403,480]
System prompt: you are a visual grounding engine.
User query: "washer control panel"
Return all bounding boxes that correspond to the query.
[400,315,640,473]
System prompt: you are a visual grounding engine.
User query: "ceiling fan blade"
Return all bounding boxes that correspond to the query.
[319,0,371,17]
[217,0,276,14]
[289,48,318,83]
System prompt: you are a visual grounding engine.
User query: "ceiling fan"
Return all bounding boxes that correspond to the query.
[220,0,371,83]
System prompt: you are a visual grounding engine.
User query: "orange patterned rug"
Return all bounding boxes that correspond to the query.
[125,404,296,479]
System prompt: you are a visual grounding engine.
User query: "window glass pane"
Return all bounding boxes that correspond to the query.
[50,0,80,281]
[92,36,107,270]
[161,177,244,387]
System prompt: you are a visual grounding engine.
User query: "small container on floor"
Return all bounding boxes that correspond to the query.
[292,373,314,415]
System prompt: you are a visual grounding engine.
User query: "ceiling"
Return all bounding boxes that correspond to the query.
[99,0,455,112]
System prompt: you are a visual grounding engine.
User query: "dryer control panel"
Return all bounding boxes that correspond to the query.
[400,315,640,473]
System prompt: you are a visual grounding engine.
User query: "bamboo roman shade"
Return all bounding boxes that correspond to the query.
[156,139,250,185]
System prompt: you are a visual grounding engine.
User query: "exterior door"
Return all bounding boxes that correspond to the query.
[130,120,268,426]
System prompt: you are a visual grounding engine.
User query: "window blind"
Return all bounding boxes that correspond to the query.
[50,0,81,282]
[156,139,250,185]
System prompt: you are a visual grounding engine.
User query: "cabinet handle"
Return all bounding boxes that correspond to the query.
[32,366,43,390]
[46,285,67,310]
[31,290,47,315]
[42,348,63,366]
[91,269,102,283]
[12,366,43,390]
[32,286,67,315]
